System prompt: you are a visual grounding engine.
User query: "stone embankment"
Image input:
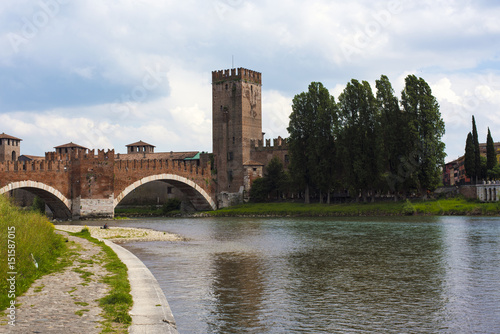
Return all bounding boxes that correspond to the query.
[1,226,180,333]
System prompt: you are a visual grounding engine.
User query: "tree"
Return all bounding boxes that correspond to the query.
[464,132,476,180]
[288,82,336,203]
[401,75,446,196]
[337,79,380,201]
[376,75,409,199]
[31,196,45,214]
[472,115,481,182]
[265,156,287,199]
[486,127,497,173]
[249,178,271,202]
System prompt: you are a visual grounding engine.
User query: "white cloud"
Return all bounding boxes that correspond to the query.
[0,0,499,163]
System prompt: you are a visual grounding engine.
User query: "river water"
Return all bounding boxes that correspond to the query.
[106,216,500,333]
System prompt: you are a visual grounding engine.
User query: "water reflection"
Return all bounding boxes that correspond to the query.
[441,217,500,333]
[88,216,500,333]
[208,252,266,333]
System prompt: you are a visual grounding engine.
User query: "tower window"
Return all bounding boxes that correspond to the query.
[227,152,233,161]
[232,137,235,144]
[225,84,228,90]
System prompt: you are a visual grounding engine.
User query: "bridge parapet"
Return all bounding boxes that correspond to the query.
[0,159,70,172]
[115,158,210,176]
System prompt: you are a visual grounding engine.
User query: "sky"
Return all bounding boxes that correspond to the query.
[0,0,499,163]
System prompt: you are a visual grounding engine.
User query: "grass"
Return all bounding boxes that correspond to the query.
[0,196,68,311]
[207,197,500,217]
[70,227,133,332]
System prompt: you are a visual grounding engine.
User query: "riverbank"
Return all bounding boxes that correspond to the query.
[206,197,500,217]
[55,225,186,242]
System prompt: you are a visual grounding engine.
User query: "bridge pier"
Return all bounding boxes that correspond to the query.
[71,196,115,220]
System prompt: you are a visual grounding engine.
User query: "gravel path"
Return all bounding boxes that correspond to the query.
[0,231,111,333]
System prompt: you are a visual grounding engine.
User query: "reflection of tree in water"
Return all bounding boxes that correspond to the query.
[208,252,266,333]
[285,222,445,333]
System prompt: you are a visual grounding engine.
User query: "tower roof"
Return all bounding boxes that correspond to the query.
[126,140,155,147]
[0,133,22,141]
[54,142,87,149]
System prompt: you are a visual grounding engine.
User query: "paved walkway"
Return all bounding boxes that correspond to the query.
[0,232,111,333]
[1,231,178,333]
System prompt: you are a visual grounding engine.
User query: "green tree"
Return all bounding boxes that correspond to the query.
[265,156,287,199]
[376,75,409,199]
[472,115,481,182]
[288,82,336,203]
[31,196,46,214]
[401,75,446,196]
[337,79,380,201]
[249,178,271,202]
[486,127,497,173]
[464,132,476,180]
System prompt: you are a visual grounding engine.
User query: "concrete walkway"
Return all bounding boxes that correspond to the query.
[103,240,178,334]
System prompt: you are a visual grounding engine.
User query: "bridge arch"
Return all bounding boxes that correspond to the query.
[0,181,72,219]
[115,174,216,211]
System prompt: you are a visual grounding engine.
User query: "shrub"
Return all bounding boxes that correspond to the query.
[402,199,416,215]
[162,198,181,213]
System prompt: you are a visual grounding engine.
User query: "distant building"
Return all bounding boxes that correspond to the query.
[54,142,88,155]
[126,140,155,154]
[0,133,22,162]
[18,155,44,162]
[443,142,500,185]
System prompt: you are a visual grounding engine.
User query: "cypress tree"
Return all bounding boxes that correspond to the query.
[472,116,481,182]
[486,127,497,172]
[464,132,475,181]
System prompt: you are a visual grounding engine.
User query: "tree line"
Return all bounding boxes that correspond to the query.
[251,74,446,203]
[464,116,499,182]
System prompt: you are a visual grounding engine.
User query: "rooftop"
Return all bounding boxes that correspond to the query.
[0,133,22,141]
[126,140,155,147]
[54,142,88,149]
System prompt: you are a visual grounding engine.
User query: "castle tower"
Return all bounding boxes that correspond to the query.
[0,133,22,162]
[212,68,263,193]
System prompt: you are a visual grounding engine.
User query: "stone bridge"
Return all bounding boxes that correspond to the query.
[0,149,216,219]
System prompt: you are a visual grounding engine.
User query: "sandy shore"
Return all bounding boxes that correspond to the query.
[55,225,186,242]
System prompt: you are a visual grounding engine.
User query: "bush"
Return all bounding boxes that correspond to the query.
[249,178,271,202]
[402,199,416,215]
[31,196,46,214]
[162,198,181,213]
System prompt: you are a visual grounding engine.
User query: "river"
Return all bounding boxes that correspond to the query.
[90,216,500,333]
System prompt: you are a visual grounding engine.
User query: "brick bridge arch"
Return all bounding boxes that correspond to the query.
[115,174,216,211]
[0,181,72,219]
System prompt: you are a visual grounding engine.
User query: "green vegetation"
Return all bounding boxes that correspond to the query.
[70,227,132,330]
[283,74,446,204]
[0,196,67,311]
[31,196,46,214]
[209,197,500,217]
[114,200,182,217]
[250,156,289,202]
[162,198,181,213]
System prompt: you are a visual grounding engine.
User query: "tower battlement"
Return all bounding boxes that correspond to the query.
[250,136,288,150]
[212,68,261,85]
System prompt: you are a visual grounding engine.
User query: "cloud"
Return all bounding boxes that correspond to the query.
[0,0,499,163]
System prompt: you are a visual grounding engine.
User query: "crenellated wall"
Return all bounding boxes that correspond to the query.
[0,148,216,219]
[212,68,262,85]
[249,136,290,173]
